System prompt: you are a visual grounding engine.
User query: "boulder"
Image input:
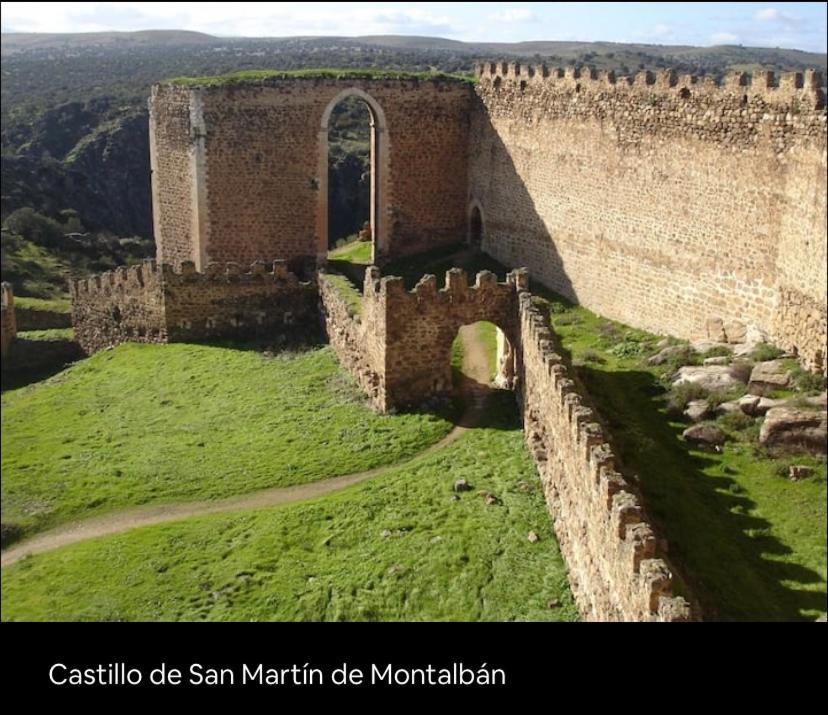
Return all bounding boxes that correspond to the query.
[673,365,741,392]
[736,394,761,416]
[806,392,827,409]
[691,339,730,354]
[705,317,726,342]
[748,360,792,395]
[755,396,788,415]
[453,478,472,493]
[788,465,815,481]
[527,531,539,543]
[723,320,747,344]
[703,356,730,366]
[682,424,726,450]
[759,407,827,455]
[684,400,711,422]
[716,400,742,415]
[648,344,694,366]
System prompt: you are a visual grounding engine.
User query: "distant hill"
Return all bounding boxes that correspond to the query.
[0,30,824,298]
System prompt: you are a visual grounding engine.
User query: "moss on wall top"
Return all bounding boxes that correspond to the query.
[166,68,476,87]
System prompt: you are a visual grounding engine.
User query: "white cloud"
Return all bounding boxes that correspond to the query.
[488,8,536,24]
[710,31,739,44]
[0,2,457,37]
[755,8,781,21]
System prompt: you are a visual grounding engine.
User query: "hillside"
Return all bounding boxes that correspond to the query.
[1,31,825,299]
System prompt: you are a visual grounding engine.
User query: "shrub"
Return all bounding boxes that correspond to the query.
[718,410,754,433]
[703,345,732,359]
[607,341,646,359]
[750,343,784,362]
[581,349,606,365]
[706,385,747,408]
[3,207,64,247]
[729,360,754,384]
[791,367,826,394]
[666,382,709,418]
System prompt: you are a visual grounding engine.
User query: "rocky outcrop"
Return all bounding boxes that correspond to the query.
[748,360,793,395]
[673,365,742,392]
[759,407,827,455]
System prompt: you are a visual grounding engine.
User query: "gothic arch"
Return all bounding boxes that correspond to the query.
[317,88,390,264]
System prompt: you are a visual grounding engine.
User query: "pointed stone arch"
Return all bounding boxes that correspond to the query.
[317,88,390,264]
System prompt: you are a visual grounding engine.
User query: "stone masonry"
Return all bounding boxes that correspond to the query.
[469,64,827,373]
[1,282,17,358]
[317,266,690,620]
[71,259,316,354]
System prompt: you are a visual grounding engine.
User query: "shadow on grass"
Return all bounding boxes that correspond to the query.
[1,337,83,392]
[577,363,826,621]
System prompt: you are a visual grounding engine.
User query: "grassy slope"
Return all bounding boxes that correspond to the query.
[1,342,456,536]
[12,296,71,313]
[2,393,576,622]
[328,239,372,264]
[544,296,827,621]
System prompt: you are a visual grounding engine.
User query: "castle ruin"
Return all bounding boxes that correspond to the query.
[68,64,828,621]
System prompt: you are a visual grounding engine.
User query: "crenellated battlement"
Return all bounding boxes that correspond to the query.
[518,293,691,621]
[475,61,825,109]
[70,259,305,298]
[71,258,317,354]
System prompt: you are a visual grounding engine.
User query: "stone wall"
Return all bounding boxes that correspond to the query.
[378,267,525,407]
[469,64,827,372]
[518,293,690,621]
[318,264,690,620]
[71,262,167,354]
[319,271,386,408]
[71,259,316,354]
[150,77,473,269]
[1,282,17,357]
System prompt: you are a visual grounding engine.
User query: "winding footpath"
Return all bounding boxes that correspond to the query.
[1,326,493,567]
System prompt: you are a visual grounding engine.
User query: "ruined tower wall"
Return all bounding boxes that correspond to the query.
[150,77,473,269]
[149,84,196,267]
[469,65,827,371]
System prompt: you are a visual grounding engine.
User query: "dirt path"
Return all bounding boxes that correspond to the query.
[1,327,493,568]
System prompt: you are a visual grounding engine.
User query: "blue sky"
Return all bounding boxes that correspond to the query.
[1,2,825,52]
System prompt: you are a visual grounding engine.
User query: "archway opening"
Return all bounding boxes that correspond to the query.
[469,205,483,249]
[450,321,515,396]
[321,90,387,266]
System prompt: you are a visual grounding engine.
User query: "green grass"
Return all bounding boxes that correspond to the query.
[323,273,363,316]
[14,328,74,341]
[12,296,71,313]
[478,321,498,380]
[1,342,458,537]
[541,293,827,621]
[328,239,372,264]
[168,68,476,87]
[2,392,577,622]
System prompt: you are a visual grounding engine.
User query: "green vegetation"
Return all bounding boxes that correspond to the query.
[478,321,498,380]
[1,343,458,537]
[168,68,475,87]
[328,239,372,264]
[13,328,74,341]
[540,292,827,621]
[12,296,71,313]
[323,273,363,316]
[2,391,576,622]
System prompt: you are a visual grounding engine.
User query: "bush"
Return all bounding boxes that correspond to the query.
[729,360,754,384]
[718,410,754,433]
[706,385,747,408]
[581,349,606,365]
[791,367,826,394]
[666,382,709,418]
[3,207,64,247]
[703,345,732,359]
[750,343,785,362]
[607,340,646,359]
